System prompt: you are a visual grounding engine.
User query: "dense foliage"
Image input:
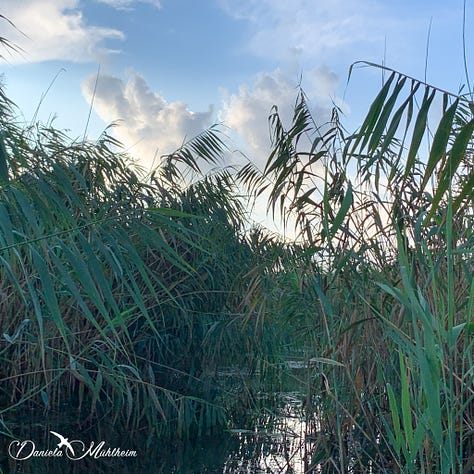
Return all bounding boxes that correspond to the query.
[238,65,474,473]
[0,47,473,472]
[0,87,287,447]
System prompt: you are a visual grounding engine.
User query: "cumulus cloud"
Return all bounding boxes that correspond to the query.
[219,68,337,164]
[96,0,161,10]
[218,67,343,235]
[82,72,214,167]
[0,0,124,64]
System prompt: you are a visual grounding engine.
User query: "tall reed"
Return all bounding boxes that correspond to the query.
[240,65,474,471]
[0,85,283,443]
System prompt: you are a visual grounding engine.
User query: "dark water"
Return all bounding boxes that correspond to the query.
[0,393,317,474]
[153,393,317,473]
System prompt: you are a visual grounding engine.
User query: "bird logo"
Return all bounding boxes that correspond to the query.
[50,431,75,457]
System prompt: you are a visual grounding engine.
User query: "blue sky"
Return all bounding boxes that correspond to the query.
[0,0,472,172]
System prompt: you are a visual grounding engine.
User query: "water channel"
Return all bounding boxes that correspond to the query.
[1,391,319,473]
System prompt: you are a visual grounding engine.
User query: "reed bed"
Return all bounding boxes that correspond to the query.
[239,65,474,472]
[0,33,473,471]
[0,87,288,446]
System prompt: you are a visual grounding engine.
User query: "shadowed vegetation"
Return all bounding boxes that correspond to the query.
[0,21,473,471]
[238,64,474,472]
[0,88,288,450]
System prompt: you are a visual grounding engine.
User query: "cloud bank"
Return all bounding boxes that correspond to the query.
[82,72,214,167]
[81,66,339,171]
[0,0,124,64]
[220,68,338,164]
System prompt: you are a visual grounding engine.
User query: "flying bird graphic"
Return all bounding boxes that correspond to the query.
[50,431,75,456]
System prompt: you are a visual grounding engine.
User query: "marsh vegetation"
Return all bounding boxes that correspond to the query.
[0,38,473,473]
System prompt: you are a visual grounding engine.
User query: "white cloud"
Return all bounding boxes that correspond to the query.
[219,68,337,165]
[218,67,343,236]
[96,0,161,10]
[0,0,124,64]
[81,72,214,168]
[81,67,339,175]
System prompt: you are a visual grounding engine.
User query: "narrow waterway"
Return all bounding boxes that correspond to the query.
[1,390,320,473]
[154,392,318,473]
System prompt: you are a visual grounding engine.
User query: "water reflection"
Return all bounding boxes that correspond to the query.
[1,392,318,473]
[223,394,316,474]
[152,392,317,474]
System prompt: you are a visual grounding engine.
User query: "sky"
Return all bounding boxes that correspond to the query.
[0,1,472,198]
